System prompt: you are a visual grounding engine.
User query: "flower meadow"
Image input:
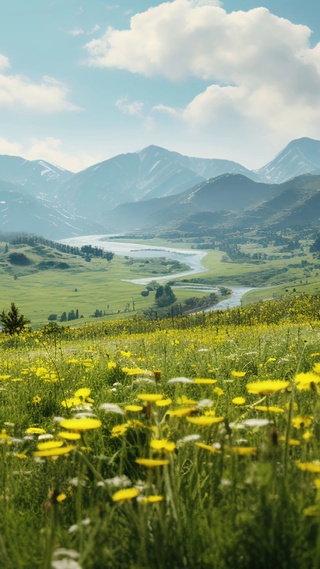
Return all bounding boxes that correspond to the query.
[2,296,320,568]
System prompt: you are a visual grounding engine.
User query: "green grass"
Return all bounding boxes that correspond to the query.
[0,244,214,327]
[2,237,320,327]
[1,296,320,568]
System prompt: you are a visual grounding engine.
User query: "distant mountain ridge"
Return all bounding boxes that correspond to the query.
[256,138,320,183]
[1,137,320,237]
[0,155,72,198]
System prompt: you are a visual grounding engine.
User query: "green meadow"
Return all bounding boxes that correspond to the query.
[0,242,207,328]
[1,234,320,328]
[1,296,320,568]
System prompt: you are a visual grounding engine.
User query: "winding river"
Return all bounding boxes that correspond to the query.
[61,235,253,310]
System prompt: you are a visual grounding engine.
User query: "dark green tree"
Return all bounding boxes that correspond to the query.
[155,284,176,308]
[0,302,30,334]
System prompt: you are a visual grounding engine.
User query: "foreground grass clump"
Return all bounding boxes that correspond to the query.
[1,296,320,568]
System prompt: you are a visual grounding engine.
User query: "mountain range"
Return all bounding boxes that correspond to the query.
[1,137,320,238]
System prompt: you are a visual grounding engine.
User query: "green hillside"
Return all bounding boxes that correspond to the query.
[0,239,204,327]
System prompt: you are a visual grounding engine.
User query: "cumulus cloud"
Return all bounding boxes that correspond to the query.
[0,137,22,155]
[0,54,10,72]
[0,135,101,172]
[0,54,80,113]
[83,0,320,164]
[115,96,144,116]
[24,137,101,172]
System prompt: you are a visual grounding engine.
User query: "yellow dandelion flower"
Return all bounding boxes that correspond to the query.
[15,453,28,459]
[196,442,221,454]
[150,439,176,452]
[0,375,11,380]
[0,429,10,440]
[296,461,320,473]
[34,445,74,457]
[231,371,246,378]
[135,458,169,467]
[214,387,224,396]
[125,405,144,412]
[255,405,284,413]
[137,393,163,402]
[155,398,172,407]
[194,378,217,385]
[25,427,46,434]
[169,407,198,417]
[60,418,102,431]
[108,361,117,369]
[232,397,246,405]
[292,416,313,429]
[246,380,289,395]
[74,388,91,399]
[120,350,132,358]
[56,493,67,503]
[176,396,197,405]
[33,395,41,405]
[58,432,81,441]
[278,436,300,446]
[122,367,148,376]
[139,495,163,504]
[35,367,48,377]
[186,416,224,426]
[302,431,313,442]
[61,397,81,409]
[111,423,130,437]
[112,488,139,502]
[36,441,64,451]
[295,372,320,390]
[232,447,257,456]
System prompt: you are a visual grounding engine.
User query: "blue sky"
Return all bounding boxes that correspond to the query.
[0,0,319,171]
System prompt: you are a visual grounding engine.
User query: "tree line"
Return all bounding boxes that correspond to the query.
[1,233,114,261]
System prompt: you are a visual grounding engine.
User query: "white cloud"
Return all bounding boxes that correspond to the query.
[0,54,10,72]
[83,0,320,166]
[0,136,101,172]
[0,53,80,113]
[0,137,22,156]
[68,28,85,36]
[68,24,100,36]
[24,137,101,172]
[88,24,100,35]
[115,96,144,116]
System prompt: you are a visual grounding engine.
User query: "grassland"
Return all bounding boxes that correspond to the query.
[0,242,213,328]
[1,295,320,568]
[1,231,320,327]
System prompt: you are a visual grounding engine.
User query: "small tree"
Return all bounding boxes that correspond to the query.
[0,302,30,335]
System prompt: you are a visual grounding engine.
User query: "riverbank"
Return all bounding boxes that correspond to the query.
[61,235,254,310]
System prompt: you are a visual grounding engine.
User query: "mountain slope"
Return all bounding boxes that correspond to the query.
[0,181,106,238]
[101,174,277,232]
[242,175,320,228]
[0,155,73,198]
[58,145,258,220]
[257,138,320,183]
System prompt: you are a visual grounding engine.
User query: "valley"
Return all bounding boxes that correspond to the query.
[1,136,320,328]
[1,224,320,328]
